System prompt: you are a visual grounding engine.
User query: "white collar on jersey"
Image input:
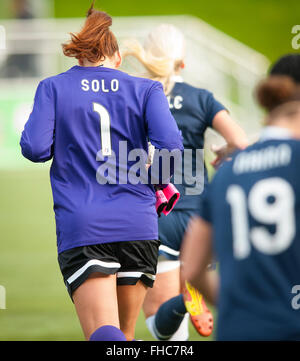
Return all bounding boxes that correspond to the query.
[259,126,293,141]
[170,75,183,83]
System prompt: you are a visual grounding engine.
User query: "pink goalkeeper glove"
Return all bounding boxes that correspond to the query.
[161,184,180,215]
[155,184,180,217]
[155,190,168,217]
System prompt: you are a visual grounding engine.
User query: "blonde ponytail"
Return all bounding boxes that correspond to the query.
[122,24,185,94]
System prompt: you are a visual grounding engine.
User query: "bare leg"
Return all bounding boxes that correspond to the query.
[117,281,148,340]
[73,273,119,340]
[143,267,180,319]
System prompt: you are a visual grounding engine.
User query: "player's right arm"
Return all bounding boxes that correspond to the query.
[20,80,55,163]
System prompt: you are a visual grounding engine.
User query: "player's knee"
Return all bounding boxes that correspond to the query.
[143,299,159,319]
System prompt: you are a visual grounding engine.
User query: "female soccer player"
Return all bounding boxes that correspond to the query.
[20,3,183,341]
[181,55,300,340]
[122,24,248,340]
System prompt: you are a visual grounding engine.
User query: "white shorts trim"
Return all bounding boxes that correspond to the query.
[159,245,180,257]
[117,271,156,281]
[157,259,181,274]
[67,259,121,284]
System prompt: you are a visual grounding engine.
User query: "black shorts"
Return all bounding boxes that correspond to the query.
[58,240,160,299]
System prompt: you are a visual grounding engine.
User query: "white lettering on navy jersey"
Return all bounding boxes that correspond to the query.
[167,95,183,110]
[81,79,119,93]
[233,144,291,175]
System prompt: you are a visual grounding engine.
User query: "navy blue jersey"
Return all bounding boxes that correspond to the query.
[20,66,183,254]
[167,81,225,210]
[200,127,300,340]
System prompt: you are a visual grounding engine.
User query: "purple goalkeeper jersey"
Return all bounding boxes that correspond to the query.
[20,66,183,253]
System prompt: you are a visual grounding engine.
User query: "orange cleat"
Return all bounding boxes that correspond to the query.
[183,281,213,337]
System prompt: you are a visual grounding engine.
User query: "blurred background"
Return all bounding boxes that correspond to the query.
[0,0,299,340]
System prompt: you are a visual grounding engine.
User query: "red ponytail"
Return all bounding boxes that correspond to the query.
[62,2,119,63]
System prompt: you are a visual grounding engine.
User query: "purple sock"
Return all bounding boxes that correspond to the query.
[89,325,127,341]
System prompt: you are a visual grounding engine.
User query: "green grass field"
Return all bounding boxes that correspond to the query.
[0,168,214,340]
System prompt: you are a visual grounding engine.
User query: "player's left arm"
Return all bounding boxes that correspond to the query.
[180,216,219,306]
[204,92,248,167]
[145,81,183,186]
[20,80,55,163]
[211,110,249,167]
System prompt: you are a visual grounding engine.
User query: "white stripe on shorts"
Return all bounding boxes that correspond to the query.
[159,245,180,257]
[157,259,181,274]
[117,272,156,281]
[67,259,121,284]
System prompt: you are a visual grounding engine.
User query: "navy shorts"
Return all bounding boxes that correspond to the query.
[58,240,160,300]
[158,210,195,260]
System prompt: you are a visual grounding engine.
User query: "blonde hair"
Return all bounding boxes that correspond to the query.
[122,24,185,94]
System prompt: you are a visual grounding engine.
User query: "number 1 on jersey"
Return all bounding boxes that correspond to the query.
[93,102,112,156]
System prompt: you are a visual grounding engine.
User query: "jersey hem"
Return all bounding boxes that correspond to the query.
[57,235,159,254]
